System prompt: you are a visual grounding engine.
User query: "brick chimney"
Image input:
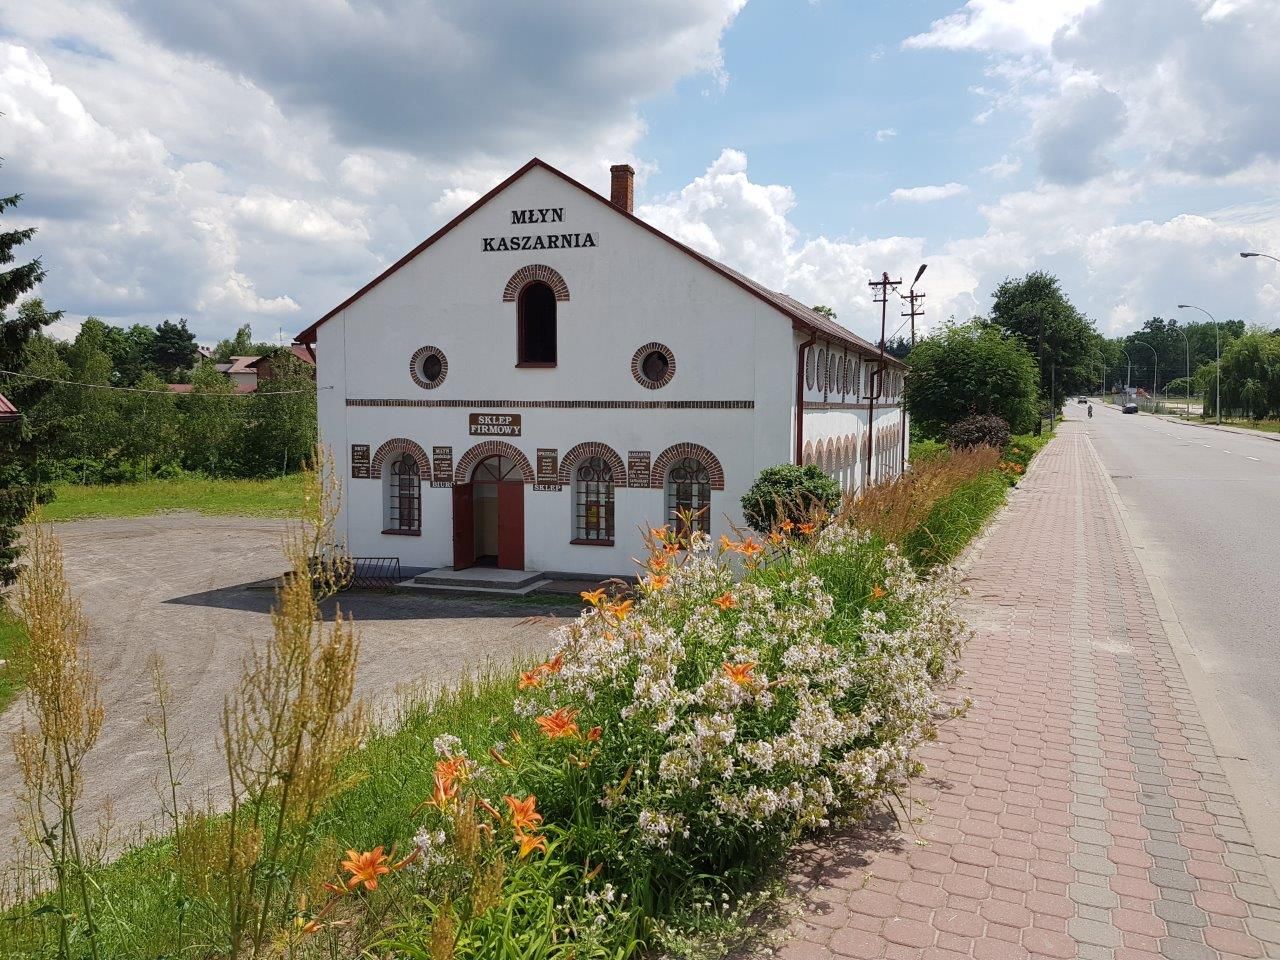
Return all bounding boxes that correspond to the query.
[609,164,635,214]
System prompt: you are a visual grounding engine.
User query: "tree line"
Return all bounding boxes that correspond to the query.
[1106,317,1279,420]
[3,309,317,485]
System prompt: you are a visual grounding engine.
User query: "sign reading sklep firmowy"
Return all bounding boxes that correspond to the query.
[468,413,522,437]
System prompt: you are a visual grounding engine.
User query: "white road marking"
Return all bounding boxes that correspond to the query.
[1248,456,1260,461]
[1202,444,1212,448]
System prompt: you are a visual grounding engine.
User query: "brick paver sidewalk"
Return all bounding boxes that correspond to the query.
[770,425,1280,960]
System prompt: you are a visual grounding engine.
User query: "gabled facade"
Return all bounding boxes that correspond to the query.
[298,158,906,578]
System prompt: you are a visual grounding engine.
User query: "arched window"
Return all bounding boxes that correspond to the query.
[386,453,420,533]
[666,456,711,536]
[518,281,557,365]
[574,456,614,543]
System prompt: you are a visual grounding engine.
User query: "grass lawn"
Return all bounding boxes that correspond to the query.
[0,606,25,714]
[41,474,306,522]
[1214,417,1280,434]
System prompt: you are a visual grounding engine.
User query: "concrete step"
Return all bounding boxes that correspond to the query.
[398,577,553,597]
[412,566,546,591]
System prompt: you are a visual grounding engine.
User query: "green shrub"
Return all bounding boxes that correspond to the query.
[908,438,949,465]
[740,464,841,533]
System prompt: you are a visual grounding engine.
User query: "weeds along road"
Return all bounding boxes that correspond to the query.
[1073,402,1280,869]
[0,514,559,852]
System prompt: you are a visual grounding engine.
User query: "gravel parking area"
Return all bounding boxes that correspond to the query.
[0,514,568,849]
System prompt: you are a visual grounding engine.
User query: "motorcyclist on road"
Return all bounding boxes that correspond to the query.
[1087,404,1093,418]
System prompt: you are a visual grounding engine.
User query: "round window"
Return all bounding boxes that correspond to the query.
[631,342,676,389]
[410,345,448,389]
[642,350,669,383]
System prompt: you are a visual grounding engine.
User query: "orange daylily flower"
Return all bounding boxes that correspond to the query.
[580,588,607,607]
[535,706,581,739]
[648,555,669,572]
[504,794,543,832]
[871,586,887,601]
[430,773,458,810]
[650,525,672,540]
[342,847,391,891]
[798,522,817,535]
[435,757,467,784]
[738,538,763,558]
[780,519,795,533]
[645,574,671,591]
[586,725,603,742]
[542,653,564,674]
[488,745,512,768]
[722,661,757,687]
[606,599,634,620]
[518,669,544,690]
[514,828,548,859]
[768,531,785,546]
[711,591,737,611]
[663,541,681,555]
[719,535,736,553]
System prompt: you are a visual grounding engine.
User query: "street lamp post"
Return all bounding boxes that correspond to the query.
[1119,347,1132,394]
[1133,340,1158,411]
[1178,304,1220,425]
[1173,326,1190,417]
[1240,251,1280,265]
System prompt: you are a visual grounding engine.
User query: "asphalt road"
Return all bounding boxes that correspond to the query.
[1069,401,1280,853]
[0,514,561,851]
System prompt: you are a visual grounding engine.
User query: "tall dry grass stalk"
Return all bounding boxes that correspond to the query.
[221,446,364,958]
[10,516,105,960]
[839,445,1000,544]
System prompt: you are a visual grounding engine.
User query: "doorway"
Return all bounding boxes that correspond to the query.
[452,454,525,570]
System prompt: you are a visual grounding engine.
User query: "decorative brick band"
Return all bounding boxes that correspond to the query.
[454,441,536,484]
[557,441,628,485]
[370,437,431,477]
[409,345,448,389]
[347,398,753,410]
[630,342,676,390]
[502,264,570,302]
[805,401,902,411]
[650,443,725,491]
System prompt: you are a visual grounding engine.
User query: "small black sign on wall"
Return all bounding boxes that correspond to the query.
[351,444,370,479]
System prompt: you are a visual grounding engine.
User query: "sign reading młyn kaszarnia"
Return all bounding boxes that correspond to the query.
[469,413,521,437]
[482,208,598,252]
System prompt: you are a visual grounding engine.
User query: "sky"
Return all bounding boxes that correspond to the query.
[4,0,1280,349]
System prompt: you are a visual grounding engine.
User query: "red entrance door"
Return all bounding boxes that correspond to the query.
[452,483,476,570]
[496,480,525,571]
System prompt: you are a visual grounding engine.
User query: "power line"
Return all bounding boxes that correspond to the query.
[0,369,323,396]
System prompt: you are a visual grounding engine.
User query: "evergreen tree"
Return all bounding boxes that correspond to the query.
[151,318,199,377]
[0,179,59,586]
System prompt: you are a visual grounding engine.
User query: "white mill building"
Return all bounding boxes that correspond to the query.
[296,158,907,583]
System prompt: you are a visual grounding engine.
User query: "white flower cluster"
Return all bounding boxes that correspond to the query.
[535,519,969,854]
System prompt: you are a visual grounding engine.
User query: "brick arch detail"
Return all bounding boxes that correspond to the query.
[454,441,535,484]
[650,443,725,491]
[557,441,627,485]
[370,438,430,478]
[501,264,571,303]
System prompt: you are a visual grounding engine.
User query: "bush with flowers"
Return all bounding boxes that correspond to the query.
[356,515,970,957]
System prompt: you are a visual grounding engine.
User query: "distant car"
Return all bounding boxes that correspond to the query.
[1077,397,1088,404]
[1122,402,1139,414]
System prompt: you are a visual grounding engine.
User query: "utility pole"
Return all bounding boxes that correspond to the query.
[902,288,926,348]
[900,283,925,474]
[867,271,902,485]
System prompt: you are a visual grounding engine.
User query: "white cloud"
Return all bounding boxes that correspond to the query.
[982,155,1022,178]
[875,128,898,142]
[3,0,746,340]
[904,0,1103,53]
[890,183,970,203]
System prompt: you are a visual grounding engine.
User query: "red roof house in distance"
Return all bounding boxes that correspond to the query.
[0,391,19,423]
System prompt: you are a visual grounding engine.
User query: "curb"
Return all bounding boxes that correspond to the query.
[1152,414,1280,443]
[1082,431,1280,894]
